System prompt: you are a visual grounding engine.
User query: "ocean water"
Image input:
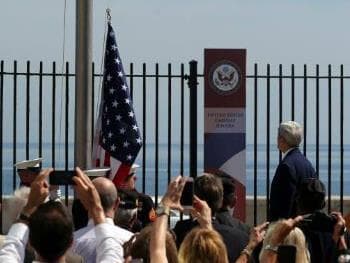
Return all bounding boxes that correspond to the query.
[1,143,350,197]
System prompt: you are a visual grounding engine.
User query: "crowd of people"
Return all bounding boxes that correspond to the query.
[0,120,349,262]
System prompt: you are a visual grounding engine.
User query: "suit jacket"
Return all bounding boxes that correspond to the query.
[173,218,249,263]
[216,209,251,235]
[269,148,316,221]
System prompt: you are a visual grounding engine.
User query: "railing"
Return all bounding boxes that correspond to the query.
[0,60,349,232]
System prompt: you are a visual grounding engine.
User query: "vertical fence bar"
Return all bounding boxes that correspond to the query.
[253,63,258,225]
[167,64,172,186]
[65,62,69,206]
[0,61,4,233]
[180,63,185,221]
[188,61,198,179]
[155,63,159,206]
[13,61,17,190]
[91,63,95,147]
[39,62,43,161]
[142,63,146,193]
[303,65,307,156]
[26,61,30,160]
[340,65,344,213]
[316,65,319,176]
[327,64,332,213]
[52,62,56,168]
[291,64,295,121]
[180,64,185,175]
[130,63,134,99]
[278,64,283,162]
[266,64,270,220]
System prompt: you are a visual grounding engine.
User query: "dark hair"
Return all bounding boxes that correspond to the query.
[215,171,236,208]
[194,173,223,213]
[29,201,73,262]
[296,178,326,213]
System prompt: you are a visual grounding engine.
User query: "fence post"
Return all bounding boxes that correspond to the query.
[188,60,198,178]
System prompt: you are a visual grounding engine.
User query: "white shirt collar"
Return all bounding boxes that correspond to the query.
[282,147,295,160]
[87,217,114,226]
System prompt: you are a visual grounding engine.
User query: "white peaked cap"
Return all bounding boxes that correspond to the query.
[84,168,111,177]
[14,158,43,170]
[129,163,140,174]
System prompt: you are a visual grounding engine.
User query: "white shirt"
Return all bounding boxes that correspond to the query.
[0,223,28,263]
[282,147,295,160]
[73,218,133,263]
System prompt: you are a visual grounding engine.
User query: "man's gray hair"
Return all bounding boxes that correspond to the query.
[115,208,137,228]
[278,121,303,147]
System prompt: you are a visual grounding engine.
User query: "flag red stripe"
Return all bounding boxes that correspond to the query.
[112,163,132,187]
[104,151,111,166]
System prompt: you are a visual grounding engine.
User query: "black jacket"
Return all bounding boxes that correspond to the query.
[173,218,249,263]
[269,148,316,221]
[216,208,251,235]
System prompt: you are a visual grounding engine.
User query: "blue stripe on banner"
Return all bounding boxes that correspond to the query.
[204,133,245,169]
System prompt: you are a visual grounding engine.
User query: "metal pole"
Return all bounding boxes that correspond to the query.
[188,60,198,178]
[75,0,93,169]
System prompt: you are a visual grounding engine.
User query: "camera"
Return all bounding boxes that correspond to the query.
[297,211,337,233]
[180,177,194,209]
[49,170,76,185]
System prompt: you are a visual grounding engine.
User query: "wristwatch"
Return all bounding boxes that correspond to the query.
[156,203,170,217]
[264,244,279,253]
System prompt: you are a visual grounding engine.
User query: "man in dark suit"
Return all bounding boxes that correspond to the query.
[173,173,249,263]
[269,121,316,221]
[215,171,251,235]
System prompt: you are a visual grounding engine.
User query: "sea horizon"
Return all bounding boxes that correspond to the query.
[1,142,349,196]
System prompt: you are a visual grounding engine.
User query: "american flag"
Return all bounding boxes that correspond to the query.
[92,22,142,187]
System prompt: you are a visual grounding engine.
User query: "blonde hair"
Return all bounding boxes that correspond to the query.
[260,222,310,263]
[178,227,228,263]
[124,225,178,263]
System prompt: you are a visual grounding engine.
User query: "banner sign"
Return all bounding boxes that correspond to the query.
[204,49,246,221]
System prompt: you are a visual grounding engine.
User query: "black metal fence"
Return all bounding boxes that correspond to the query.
[0,60,349,232]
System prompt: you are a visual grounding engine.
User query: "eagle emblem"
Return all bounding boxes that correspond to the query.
[210,62,240,95]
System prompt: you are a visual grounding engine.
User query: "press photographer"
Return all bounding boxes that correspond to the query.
[295,178,347,263]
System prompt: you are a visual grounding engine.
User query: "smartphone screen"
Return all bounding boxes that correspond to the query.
[49,170,76,185]
[180,177,194,208]
[277,245,296,263]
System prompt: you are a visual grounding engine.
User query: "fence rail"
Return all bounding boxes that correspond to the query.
[0,60,349,232]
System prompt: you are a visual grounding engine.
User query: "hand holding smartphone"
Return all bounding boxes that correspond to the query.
[180,177,194,210]
[49,168,110,185]
[49,170,76,185]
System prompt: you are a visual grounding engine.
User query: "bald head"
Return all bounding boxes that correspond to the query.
[92,177,118,214]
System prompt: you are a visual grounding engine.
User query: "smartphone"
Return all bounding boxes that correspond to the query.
[277,245,296,263]
[180,177,194,209]
[49,170,76,185]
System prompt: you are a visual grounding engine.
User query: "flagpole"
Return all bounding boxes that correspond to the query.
[75,0,93,169]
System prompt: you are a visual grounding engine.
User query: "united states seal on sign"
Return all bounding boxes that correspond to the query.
[209,61,241,95]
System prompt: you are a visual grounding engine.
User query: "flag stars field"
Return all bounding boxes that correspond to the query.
[93,22,142,186]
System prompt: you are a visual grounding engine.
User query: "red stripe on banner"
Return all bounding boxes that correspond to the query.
[233,180,246,221]
[112,163,132,187]
[104,151,111,166]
